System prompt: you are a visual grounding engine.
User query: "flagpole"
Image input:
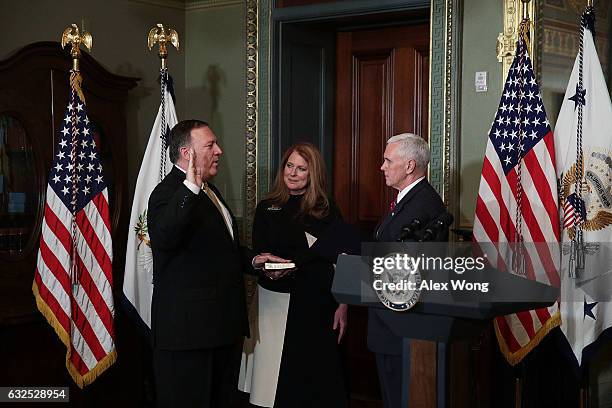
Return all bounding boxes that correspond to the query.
[578,0,592,398]
[148,23,179,178]
[60,24,92,286]
[580,361,589,408]
[514,377,522,408]
[515,4,532,408]
[578,0,592,395]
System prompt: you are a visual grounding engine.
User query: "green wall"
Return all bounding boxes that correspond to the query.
[185,2,246,219]
[0,0,186,204]
[0,0,248,223]
[459,0,504,228]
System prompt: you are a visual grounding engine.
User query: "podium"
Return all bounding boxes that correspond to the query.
[332,254,559,408]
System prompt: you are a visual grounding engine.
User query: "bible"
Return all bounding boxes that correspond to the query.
[264,262,296,270]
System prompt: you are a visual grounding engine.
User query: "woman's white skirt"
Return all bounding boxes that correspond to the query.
[238,285,290,408]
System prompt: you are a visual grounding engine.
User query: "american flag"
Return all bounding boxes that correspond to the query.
[562,192,586,229]
[32,72,116,387]
[473,32,561,365]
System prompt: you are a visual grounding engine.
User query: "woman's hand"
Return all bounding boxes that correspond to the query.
[333,303,348,344]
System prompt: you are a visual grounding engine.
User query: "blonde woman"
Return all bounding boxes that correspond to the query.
[239,143,349,408]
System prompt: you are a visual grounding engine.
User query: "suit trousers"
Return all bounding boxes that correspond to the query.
[375,352,407,408]
[154,344,235,408]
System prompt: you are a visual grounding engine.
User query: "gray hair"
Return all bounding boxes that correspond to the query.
[386,133,430,170]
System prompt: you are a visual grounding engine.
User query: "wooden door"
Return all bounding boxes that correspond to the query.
[333,24,434,407]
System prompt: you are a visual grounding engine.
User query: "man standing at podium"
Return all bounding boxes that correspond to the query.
[370,133,447,408]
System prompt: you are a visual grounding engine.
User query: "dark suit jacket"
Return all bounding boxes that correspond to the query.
[148,166,253,350]
[367,178,447,355]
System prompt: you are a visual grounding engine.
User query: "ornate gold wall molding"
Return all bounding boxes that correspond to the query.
[497,0,536,84]
[543,24,580,58]
[543,22,609,63]
[245,0,258,245]
[244,0,259,303]
[429,0,461,226]
[443,0,459,214]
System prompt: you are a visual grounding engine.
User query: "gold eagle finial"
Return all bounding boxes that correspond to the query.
[147,23,180,69]
[61,23,92,72]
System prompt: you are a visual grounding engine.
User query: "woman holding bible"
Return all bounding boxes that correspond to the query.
[238,143,350,408]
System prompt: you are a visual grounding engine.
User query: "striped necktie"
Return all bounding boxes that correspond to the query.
[389,191,398,213]
[203,183,224,216]
[203,183,233,239]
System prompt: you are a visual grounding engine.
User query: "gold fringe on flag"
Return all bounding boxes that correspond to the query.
[494,309,561,366]
[32,281,116,388]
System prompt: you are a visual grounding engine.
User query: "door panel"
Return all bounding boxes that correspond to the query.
[275,23,335,184]
[334,24,434,407]
[355,55,390,230]
[335,25,429,235]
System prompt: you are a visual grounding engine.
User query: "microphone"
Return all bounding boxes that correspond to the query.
[398,219,422,242]
[417,212,454,242]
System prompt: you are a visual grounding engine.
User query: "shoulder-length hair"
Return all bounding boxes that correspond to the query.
[266,142,329,219]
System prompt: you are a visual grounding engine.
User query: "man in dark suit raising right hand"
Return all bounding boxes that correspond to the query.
[369,133,447,408]
[147,120,288,408]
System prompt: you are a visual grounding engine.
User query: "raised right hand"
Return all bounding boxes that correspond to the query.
[186,147,203,187]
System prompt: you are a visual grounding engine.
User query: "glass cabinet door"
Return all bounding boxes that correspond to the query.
[0,114,39,258]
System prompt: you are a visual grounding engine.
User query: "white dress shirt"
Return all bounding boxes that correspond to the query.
[396,176,425,206]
